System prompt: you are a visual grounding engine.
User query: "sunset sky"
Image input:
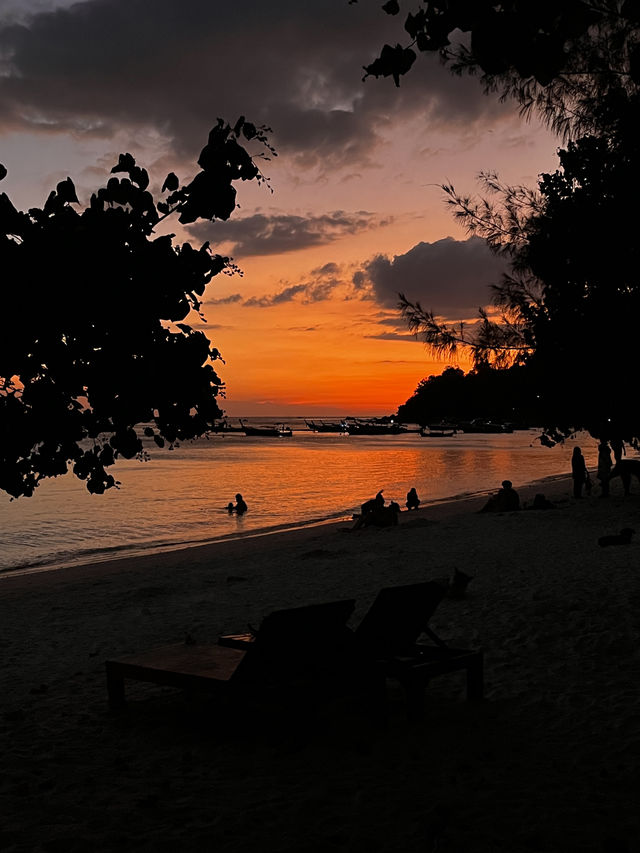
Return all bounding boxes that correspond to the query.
[0,0,561,416]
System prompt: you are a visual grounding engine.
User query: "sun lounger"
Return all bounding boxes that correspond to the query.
[105,586,482,719]
[105,599,356,710]
[353,581,484,719]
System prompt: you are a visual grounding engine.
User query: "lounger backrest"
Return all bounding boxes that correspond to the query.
[234,599,357,684]
[355,581,446,656]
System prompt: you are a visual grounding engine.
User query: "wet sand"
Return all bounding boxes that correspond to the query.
[1,475,639,852]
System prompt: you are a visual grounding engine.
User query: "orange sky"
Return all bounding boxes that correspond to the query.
[0,1,562,417]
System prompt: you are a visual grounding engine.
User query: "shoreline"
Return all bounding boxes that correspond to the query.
[2,468,639,851]
[0,471,571,583]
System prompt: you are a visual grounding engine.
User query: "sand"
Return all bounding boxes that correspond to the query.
[1,475,639,852]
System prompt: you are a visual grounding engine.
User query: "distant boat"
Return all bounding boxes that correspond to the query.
[458,419,514,434]
[305,419,347,433]
[420,425,457,437]
[239,420,293,437]
[343,419,408,436]
[211,419,243,433]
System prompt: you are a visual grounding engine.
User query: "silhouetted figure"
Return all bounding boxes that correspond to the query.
[233,493,248,515]
[608,459,640,495]
[597,442,613,497]
[361,489,385,515]
[227,502,235,513]
[571,447,589,498]
[479,480,520,513]
[598,528,635,547]
[406,487,420,510]
[528,493,555,510]
[610,437,625,464]
[352,500,400,529]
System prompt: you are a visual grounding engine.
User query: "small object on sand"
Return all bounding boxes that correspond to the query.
[528,493,555,510]
[448,568,474,598]
[598,528,635,547]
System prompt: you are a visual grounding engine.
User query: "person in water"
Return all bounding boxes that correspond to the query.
[406,487,420,510]
[233,493,248,515]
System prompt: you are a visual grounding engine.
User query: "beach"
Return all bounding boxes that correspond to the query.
[2,475,639,852]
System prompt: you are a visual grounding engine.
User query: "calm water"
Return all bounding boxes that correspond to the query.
[0,418,599,575]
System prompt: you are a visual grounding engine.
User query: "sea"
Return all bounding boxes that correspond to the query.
[0,417,600,576]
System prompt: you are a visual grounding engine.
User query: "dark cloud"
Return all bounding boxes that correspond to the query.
[205,293,243,306]
[244,283,307,308]
[0,0,517,170]
[186,210,384,258]
[362,236,508,318]
[365,331,418,342]
[238,261,353,308]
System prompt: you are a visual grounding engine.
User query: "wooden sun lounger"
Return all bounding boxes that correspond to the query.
[105,585,483,719]
[105,599,357,710]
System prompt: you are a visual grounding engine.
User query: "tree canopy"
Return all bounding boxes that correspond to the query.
[357,0,640,446]
[0,118,274,498]
[357,0,640,138]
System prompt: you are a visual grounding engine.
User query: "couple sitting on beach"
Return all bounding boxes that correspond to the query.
[352,490,400,529]
[479,480,520,513]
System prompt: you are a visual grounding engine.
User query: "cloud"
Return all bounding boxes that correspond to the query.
[186,210,384,258]
[0,0,521,172]
[365,331,419,342]
[361,236,509,318]
[205,293,243,306]
[237,260,362,308]
[244,283,308,308]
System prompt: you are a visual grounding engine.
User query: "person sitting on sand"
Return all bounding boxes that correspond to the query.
[352,500,400,529]
[406,487,420,511]
[527,493,555,510]
[361,490,385,516]
[479,480,520,513]
[233,493,248,515]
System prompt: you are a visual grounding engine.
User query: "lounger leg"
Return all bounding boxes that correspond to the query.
[106,663,125,710]
[465,653,484,700]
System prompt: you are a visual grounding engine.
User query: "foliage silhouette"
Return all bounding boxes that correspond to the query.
[356,1,639,139]
[399,101,640,446]
[356,1,640,446]
[0,118,274,498]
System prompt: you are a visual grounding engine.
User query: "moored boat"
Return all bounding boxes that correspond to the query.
[420,425,457,437]
[239,420,293,437]
[458,419,514,433]
[343,419,408,436]
[305,419,347,433]
[211,419,244,433]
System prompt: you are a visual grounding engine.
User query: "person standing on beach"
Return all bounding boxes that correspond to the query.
[597,442,613,497]
[571,447,589,498]
[610,437,625,464]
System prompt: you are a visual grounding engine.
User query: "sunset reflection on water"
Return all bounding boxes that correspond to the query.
[0,424,598,574]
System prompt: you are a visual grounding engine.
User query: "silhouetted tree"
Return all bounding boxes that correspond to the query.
[357,1,640,446]
[0,118,274,498]
[397,364,539,426]
[356,0,640,139]
[400,105,640,445]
